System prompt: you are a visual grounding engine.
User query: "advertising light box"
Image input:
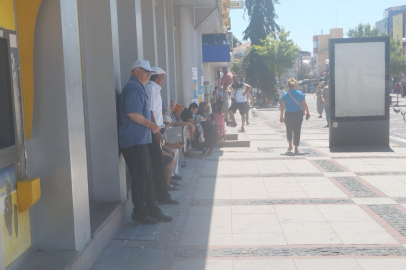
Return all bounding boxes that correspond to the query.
[329,37,390,122]
[334,42,385,117]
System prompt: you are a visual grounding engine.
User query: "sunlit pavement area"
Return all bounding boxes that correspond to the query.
[91,97,406,270]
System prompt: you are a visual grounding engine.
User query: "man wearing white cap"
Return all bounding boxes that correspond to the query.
[118,60,172,224]
[145,67,181,204]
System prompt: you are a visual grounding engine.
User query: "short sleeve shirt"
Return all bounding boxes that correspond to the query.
[118,76,152,148]
[180,108,193,122]
[282,89,305,112]
[221,72,233,89]
[145,81,163,127]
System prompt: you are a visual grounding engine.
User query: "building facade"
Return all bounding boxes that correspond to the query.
[0,0,231,269]
[313,28,343,77]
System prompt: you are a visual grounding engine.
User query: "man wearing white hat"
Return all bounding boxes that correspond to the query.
[145,67,181,204]
[118,60,172,224]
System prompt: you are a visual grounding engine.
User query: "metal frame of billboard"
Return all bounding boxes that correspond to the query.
[329,37,390,123]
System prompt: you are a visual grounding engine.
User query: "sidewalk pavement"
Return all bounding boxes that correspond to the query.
[91,107,406,270]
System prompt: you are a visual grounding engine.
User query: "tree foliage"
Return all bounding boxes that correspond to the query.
[254,29,300,87]
[390,38,406,78]
[242,0,280,99]
[347,23,382,38]
[243,0,280,45]
[233,35,241,48]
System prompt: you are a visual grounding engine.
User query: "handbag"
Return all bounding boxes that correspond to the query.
[287,90,305,116]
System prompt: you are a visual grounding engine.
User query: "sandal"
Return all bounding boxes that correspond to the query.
[170,181,180,186]
[168,184,179,190]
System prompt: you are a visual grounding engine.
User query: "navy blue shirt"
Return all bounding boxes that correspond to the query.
[118,76,152,148]
[282,89,305,112]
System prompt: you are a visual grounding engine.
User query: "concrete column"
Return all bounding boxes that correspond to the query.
[156,0,170,105]
[79,0,125,202]
[110,0,127,202]
[166,0,177,102]
[178,5,197,105]
[28,0,90,250]
[141,0,158,66]
[174,7,182,104]
[117,0,139,88]
[195,25,203,101]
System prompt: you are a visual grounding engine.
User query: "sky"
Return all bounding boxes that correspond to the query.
[230,0,405,53]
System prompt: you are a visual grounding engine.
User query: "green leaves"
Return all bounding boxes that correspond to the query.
[254,29,300,81]
[347,23,382,38]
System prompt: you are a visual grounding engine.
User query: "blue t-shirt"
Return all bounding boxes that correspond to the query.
[282,89,305,112]
[118,76,152,148]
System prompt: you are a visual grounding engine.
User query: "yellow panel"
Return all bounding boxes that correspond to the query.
[2,191,32,267]
[15,0,43,140]
[0,0,16,30]
[393,13,403,43]
[17,178,40,212]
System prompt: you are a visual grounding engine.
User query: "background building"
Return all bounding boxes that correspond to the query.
[375,6,406,36]
[0,0,231,269]
[313,28,343,77]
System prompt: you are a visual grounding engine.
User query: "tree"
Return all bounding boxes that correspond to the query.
[347,23,381,38]
[242,0,280,101]
[233,35,241,48]
[254,29,300,88]
[231,58,246,79]
[390,38,406,79]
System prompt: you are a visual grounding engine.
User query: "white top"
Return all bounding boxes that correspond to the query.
[231,83,247,103]
[145,81,163,127]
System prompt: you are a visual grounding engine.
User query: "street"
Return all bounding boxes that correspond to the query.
[92,103,406,270]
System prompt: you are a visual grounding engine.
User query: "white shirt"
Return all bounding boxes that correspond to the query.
[145,81,163,127]
[231,83,247,103]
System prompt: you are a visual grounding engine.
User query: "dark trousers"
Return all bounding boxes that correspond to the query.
[285,111,304,146]
[121,144,161,217]
[148,136,171,200]
[324,106,330,124]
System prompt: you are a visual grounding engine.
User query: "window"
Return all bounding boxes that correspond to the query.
[0,38,15,150]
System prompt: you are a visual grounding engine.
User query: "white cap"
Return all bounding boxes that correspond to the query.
[131,60,155,72]
[152,67,166,75]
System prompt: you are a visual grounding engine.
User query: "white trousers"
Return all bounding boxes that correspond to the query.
[171,149,179,176]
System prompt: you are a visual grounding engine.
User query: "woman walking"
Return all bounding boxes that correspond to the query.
[280,78,310,153]
[313,85,323,118]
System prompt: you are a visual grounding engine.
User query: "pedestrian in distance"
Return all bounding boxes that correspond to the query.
[227,75,252,132]
[215,104,226,142]
[314,85,323,118]
[280,78,310,154]
[118,60,172,225]
[322,81,330,127]
[279,87,285,106]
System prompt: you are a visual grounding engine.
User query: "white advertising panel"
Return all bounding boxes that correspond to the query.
[334,42,385,117]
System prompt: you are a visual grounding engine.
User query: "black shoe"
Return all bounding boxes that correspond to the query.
[157,198,180,205]
[318,115,322,118]
[246,122,250,125]
[171,175,183,181]
[149,212,173,222]
[131,214,157,224]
